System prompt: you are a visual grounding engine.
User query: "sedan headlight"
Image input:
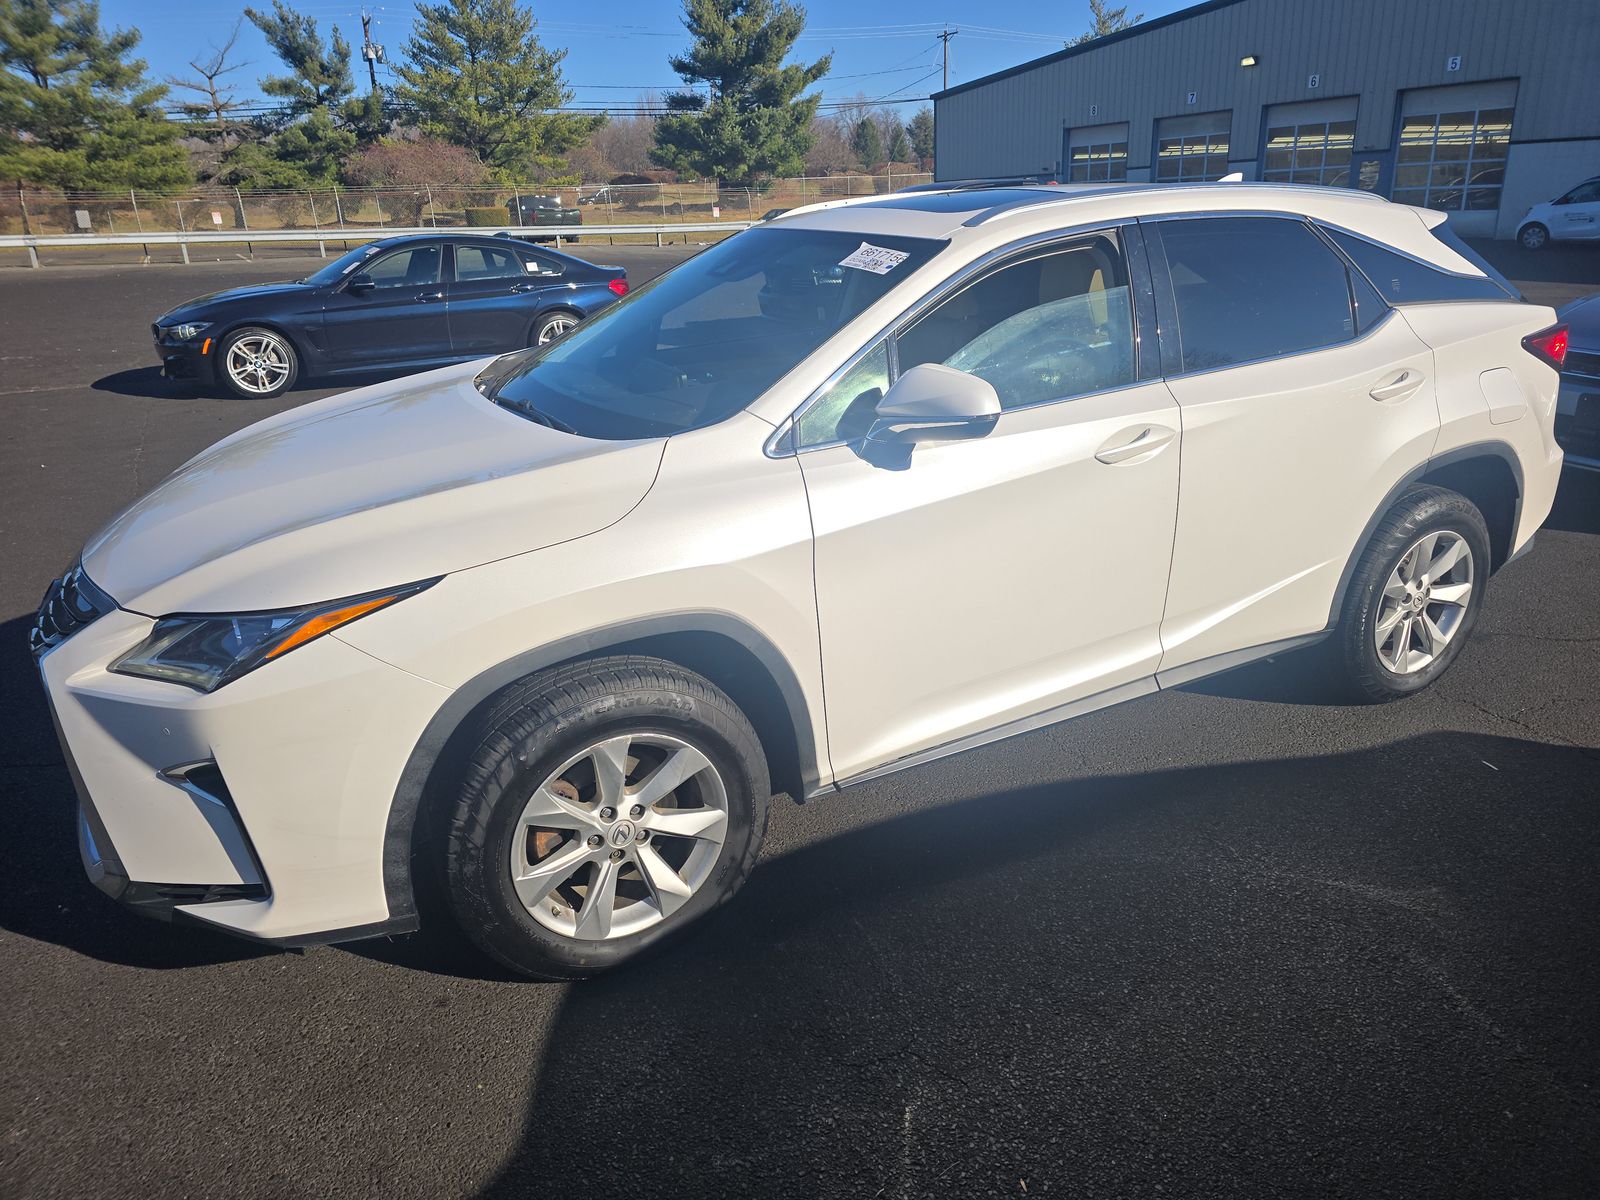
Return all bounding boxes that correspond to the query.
[163,321,212,342]
[110,580,436,693]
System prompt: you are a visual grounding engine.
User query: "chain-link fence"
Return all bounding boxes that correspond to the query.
[0,173,935,240]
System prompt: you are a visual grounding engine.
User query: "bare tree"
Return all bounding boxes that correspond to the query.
[167,20,254,157]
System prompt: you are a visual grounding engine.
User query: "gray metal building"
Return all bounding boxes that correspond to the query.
[932,0,1600,238]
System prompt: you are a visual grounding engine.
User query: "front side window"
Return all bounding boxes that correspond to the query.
[365,245,442,288]
[1559,181,1600,205]
[455,244,523,282]
[898,237,1135,410]
[1155,217,1357,372]
[1392,107,1513,212]
[482,227,944,439]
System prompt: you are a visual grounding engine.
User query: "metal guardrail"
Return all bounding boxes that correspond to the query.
[0,221,757,266]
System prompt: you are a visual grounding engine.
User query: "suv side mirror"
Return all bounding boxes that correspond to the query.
[864,363,1000,457]
[346,273,375,295]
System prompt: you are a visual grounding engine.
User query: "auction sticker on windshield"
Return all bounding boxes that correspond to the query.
[839,242,911,275]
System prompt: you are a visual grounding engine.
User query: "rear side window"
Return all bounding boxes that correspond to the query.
[1323,227,1514,304]
[1154,217,1356,373]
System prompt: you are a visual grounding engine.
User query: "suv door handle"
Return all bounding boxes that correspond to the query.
[1094,424,1175,464]
[1370,368,1424,402]
[417,290,445,302]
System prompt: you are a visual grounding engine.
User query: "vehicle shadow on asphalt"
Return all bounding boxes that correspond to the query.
[90,365,418,402]
[0,615,277,969]
[463,730,1600,1199]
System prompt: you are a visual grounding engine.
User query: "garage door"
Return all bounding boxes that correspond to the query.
[1065,122,1130,182]
[1261,97,1358,187]
[1154,112,1232,183]
[1393,80,1517,235]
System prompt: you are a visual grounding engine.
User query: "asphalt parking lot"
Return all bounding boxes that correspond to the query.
[1,246,1598,1199]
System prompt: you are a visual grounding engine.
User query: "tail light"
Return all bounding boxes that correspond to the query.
[1521,324,1569,371]
[608,277,629,298]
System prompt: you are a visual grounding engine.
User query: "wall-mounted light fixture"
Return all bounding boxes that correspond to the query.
[1240,54,1259,67]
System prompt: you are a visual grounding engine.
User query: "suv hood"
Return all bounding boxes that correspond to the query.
[82,362,665,614]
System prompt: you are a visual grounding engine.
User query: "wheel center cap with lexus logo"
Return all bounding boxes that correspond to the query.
[609,820,635,848]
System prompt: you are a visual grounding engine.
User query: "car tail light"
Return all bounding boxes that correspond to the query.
[608,277,629,297]
[1521,324,1568,371]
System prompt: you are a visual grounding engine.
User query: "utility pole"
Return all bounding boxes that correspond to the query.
[938,28,959,91]
[360,10,384,96]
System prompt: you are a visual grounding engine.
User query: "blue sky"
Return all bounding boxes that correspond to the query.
[102,0,1192,115]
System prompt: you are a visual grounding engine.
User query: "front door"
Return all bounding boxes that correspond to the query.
[796,231,1181,782]
[321,241,452,368]
[1553,180,1600,241]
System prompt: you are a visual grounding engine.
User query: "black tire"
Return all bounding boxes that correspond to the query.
[1333,486,1491,703]
[1518,222,1549,251]
[442,656,771,980]
[531,309,581,346]
[216,325,299,399]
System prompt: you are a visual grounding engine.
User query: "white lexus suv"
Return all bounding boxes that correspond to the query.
[35,183,1568,979]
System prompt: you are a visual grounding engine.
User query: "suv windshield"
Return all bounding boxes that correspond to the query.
[480,226,946,439]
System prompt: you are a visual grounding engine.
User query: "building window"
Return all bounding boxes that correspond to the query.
[1392,107,1513,212]
[1068,140,1128,182]
[1262,120,1355,186]
[1155,115,1230,182]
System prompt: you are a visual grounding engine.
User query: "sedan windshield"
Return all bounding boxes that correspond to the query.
[480,226,946,439]
[301,242,387,285]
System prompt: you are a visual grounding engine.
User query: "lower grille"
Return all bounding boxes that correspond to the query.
[30,565,117,656]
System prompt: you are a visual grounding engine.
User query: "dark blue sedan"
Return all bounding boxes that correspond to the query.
[151,233,629,398]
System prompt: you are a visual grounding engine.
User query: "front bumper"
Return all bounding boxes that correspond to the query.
[35,578,452,945]
[152,333,214,383]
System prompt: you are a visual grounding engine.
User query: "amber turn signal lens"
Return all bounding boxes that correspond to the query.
[263,594,401,660]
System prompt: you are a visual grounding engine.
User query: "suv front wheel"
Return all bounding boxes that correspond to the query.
[442,656,770,979]
[1334,486,1491,702]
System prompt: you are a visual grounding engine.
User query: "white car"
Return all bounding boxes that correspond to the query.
[1516,177,1600,249]
[36,182,1567,979]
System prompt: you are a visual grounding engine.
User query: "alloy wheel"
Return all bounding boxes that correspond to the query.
[224,333,292,395]
[1373,530,1474,675]
[537,316,576,344]
[509,732,729,940]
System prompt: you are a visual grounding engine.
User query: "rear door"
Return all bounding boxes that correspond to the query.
[321,241,452,368]
[447,241,552,354]
[1147,215,1440,673]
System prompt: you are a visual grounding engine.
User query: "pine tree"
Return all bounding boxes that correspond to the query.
[1070,0,1143,46]
[391,0,600,180]
[885,124,910,164]
[651,0,830,187]
[245,0,355,122]
[0,0,190,189]
[850,116,882,169]
[907,107,934,164]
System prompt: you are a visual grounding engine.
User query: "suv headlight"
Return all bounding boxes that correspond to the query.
[163,321,211,342]
[110,580,436,693]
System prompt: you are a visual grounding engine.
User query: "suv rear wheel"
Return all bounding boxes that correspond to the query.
[1333,486,1491,702]
[442,656,770,980]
